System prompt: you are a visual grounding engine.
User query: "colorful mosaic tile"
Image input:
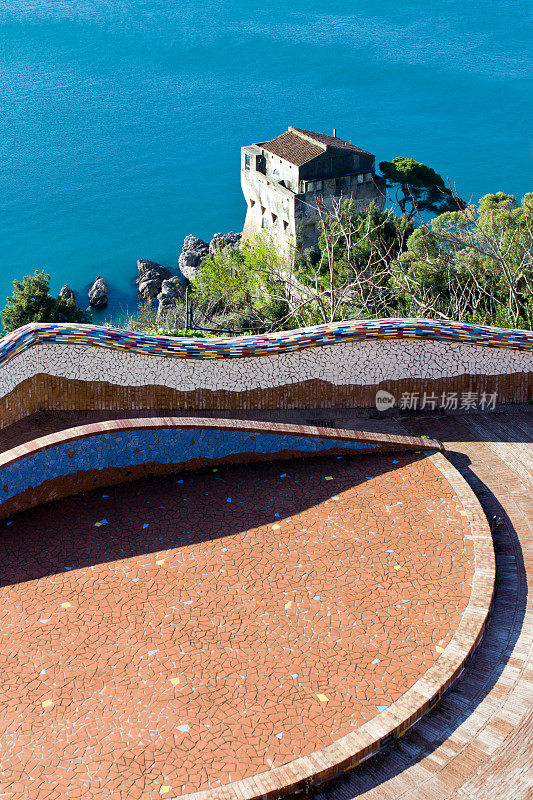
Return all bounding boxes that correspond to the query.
[0,318,531,370]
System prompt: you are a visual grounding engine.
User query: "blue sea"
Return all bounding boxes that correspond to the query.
[1,0,532,323]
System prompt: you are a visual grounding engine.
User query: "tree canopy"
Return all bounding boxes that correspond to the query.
[390,192,533,327]
[1,270,91,333]
[379,156,461,219]
[191,235,289,330]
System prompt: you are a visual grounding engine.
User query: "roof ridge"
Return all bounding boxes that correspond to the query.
[288,126,328,151]
[288,126,373,157]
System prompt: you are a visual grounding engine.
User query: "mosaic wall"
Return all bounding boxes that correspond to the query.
[0,419,428,520]
[0,319,531,426]
[1,427,378,505]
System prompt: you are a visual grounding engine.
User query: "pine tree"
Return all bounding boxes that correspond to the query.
[1,270,91,333]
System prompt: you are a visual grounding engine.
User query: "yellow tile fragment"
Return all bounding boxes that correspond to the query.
[436,645,445,653]
[160,787,172,796]
[316,693,329,702]
[272,524,281,530]
[284,601,292,610]
[393,565,401,571]
[324,476,333,481]
[170,677,180,686]
[156,560,165,566]
[60,602,72,608]
[41,699,54,708]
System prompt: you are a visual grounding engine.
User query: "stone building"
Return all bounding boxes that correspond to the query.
[241,126,386,261]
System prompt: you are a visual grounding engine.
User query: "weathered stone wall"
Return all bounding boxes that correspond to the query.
[241,167,296,260]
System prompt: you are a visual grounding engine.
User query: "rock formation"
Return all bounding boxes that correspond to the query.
[157,277,185,317]
[59,285,75,303]
[178,232,242,281]
[178,235,210,280]
[88,277,108,308]
[136,259,174,301]
[209,231,242,255]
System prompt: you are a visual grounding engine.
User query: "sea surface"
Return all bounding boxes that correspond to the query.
[1,0,532,324]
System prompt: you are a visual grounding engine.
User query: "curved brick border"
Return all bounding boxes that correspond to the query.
[0,418,440,520]
[174,450,495,800]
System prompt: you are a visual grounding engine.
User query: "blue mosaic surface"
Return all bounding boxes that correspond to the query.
[0,428,378,503]
[0,318,531,370]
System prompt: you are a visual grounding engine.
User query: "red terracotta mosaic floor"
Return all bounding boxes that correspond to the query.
[0,453,475,800]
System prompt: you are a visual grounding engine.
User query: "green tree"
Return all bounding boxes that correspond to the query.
[379,157,461,220]
[1,270,91,333]
[390,192,533,327]
[191,233,289,330]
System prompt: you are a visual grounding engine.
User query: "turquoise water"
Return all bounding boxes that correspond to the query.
[1,0,532,323]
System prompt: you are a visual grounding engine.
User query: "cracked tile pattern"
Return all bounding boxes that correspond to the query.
[0,320,531,399]
[0,426,379,505]
[0,453,475,799]
[1,339,531,400]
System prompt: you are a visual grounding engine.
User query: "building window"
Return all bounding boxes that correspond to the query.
[245,154,251,171]
[365,172,373,182]
[357,174,364,184]
[336,176,350,189]
[305,180,323,193]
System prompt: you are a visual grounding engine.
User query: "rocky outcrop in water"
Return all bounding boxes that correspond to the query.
[88,277,108,308]
[209,231,242,255]
[59,284,75,303]
[136,259,174,301]
[178,232,242,281]
[157,277,185,317]
[178,235,210,280]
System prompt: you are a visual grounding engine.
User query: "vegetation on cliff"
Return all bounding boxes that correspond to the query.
[2,158,532,336]
[184,189,533,332]
[1,270,90,334]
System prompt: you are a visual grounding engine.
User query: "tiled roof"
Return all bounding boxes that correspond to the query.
[259,131,325,166]
[290,127,373,156]
[259,127,373,166]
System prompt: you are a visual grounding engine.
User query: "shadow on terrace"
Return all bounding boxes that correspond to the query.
[0,451,423,589]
